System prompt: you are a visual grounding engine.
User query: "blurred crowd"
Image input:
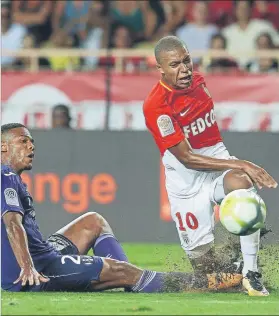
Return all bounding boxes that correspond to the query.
[2,0,279,73]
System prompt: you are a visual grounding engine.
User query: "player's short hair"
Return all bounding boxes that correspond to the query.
[154,36,187,63]
[1,123,27,136]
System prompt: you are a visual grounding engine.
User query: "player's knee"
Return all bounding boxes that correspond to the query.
[224,170,253,194]
[81,212,108,235]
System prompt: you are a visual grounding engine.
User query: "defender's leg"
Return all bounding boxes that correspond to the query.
[48,212,128,262]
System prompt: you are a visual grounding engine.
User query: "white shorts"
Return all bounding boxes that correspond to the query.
[169,169,231,256]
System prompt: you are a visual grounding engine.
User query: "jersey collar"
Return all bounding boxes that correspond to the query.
[2,164,17,174]
[159,79,194,96]
[160,80,195,107]
[159,80,173,92]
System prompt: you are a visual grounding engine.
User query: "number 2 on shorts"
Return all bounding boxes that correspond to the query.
[175,212,199,231]
[61,255,81,265]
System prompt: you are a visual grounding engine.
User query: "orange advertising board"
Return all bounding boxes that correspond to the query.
[21,172,117,214]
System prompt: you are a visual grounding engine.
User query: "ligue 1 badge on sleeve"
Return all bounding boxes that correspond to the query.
[157,115,175,137]
[4,188,20,207]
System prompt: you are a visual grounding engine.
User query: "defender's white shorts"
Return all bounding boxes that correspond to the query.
[169,169,231,257]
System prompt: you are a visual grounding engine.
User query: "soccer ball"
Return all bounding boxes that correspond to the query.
[219,189,267,236]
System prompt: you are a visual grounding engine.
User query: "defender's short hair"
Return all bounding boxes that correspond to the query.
[1,123,27,135]
[154,36,187,63]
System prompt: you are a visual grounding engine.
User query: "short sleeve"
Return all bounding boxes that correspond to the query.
[145,107,185,154]
[1,173,24,217]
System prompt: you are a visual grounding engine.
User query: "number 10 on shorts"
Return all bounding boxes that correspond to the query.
[175,212,199,231]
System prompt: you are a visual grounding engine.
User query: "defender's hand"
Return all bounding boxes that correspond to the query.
[241,161,278,190]
[13,266,49,286]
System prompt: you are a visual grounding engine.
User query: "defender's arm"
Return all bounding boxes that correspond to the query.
[3,212,49,286]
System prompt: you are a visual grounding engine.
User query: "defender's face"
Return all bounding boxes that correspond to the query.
[157,47,193,89]
[3,127,35,173]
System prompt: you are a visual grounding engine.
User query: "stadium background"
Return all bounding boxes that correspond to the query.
[2,0,279,244]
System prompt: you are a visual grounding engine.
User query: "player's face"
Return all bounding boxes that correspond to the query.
[2,127,35,173]
[157,47,193,90]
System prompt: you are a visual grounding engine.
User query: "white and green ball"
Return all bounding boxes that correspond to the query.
[219,189,267,236]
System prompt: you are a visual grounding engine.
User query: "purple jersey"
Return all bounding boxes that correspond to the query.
[1,165,58,291]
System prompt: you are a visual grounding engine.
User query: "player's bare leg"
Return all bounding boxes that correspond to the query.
[89,258,235,293]
[89,258,143,291]
[54,212,112,254]
[51,212,128,261]
[222,170,269,296]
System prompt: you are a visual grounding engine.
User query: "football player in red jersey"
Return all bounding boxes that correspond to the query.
[143,36,277,296]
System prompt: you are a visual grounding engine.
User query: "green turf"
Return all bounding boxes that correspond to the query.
[2,243,279,315]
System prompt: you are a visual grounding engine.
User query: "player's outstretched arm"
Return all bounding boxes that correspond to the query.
[169,139,278,190]
[3,212,49,286]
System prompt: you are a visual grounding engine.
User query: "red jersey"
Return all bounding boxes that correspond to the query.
[143,72,223,156]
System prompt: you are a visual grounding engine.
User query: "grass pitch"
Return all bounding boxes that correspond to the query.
[2,243,279,315]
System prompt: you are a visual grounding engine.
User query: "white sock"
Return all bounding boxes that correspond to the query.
[240,229,260,276]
